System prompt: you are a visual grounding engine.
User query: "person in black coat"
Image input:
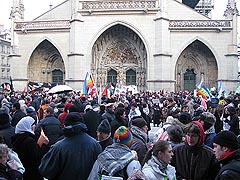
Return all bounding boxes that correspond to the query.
[110,107,128,137]
[11,102,26,127]
[222,105,239,136]
[34,107,62,151]
[12,116,49,180]
[83,105,101,139]
[102,103,116,123]
[39,112,102,180]
[97,119,113,150]
[0,111,15,148]
[213,131,240,179]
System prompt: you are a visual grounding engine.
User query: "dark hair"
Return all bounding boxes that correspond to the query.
[184,123,200,135]
[114,107,125,119]
[143,140,170,165]
[13,102,20,110]
[46,107,54,114]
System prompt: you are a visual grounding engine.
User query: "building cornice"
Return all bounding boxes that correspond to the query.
[169,20,232,31]
[14,20,70,33]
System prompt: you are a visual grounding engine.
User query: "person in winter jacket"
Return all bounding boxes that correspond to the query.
[12,116,49,180]
[102,103,116,123]
[142,140,176,180]
[111,107,128,138]
[130,117,148,166]
[88,126,141,180]
[97,119,113,151]
[198,112,216,148]
[171,121,220,180]
[221,105,239,136]
[83,104,101,139]
[213,131,240,180]
[39,112,102,180]
[34,107,62,152]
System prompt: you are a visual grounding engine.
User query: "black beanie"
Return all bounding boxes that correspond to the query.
[213,131,239,150]
[131,117,147,129]
[64,112,84,126]
[97,119,111,134]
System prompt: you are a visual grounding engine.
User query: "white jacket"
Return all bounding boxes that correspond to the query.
[142,158,176,180]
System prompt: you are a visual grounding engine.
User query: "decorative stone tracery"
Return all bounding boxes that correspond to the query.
[92,24,147,90]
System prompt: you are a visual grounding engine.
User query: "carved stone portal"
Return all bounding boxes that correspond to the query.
[92,24,147,91]
[28,40,65,84]
[176,40,217,92]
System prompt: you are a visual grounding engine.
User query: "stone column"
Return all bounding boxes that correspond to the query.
[148,0,174,91]
[66,0,86,89]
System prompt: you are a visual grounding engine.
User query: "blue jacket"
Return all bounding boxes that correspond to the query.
[39,123,102,180]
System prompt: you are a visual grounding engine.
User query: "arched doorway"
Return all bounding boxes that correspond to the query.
[92,24,147,91]
[28,40,65,85]
[176,40,217,92]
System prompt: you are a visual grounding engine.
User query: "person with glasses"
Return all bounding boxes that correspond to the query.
[171,121,220,180]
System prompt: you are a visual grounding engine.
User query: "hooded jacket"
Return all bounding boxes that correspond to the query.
[39,122,102,180]
[171,121,220,180]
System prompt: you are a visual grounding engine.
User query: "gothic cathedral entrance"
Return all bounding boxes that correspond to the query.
[92,24,147,91]
[176,40,218,92]
[28,40,65,86]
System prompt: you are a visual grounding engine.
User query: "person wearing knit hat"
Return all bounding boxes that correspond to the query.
[113,126,133,147]
[88,125,141,180]
[97,119,113,151]
[198,112,216,148]
[130,117,148,165]
[131,117,148,133]
[213,131,240,179]
[171,121,220,180]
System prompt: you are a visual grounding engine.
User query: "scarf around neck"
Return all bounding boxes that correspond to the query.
[98,143,135,176]
[152,156,168,175]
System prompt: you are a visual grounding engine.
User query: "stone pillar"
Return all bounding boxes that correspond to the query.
[220,0,239,91]
[65,0,86,90]
[9,0,27,91]
[148,0,174,91]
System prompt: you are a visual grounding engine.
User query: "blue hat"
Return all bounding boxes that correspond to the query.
[26,107,35,113]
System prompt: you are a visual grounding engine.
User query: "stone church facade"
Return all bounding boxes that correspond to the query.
[9,0,239,92]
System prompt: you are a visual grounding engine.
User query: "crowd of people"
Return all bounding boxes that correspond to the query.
[0,89,239,179]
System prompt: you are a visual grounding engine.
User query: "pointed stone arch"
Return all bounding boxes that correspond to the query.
[92,24,147,91]
[28,39,65,84]
[176,40,218,92]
